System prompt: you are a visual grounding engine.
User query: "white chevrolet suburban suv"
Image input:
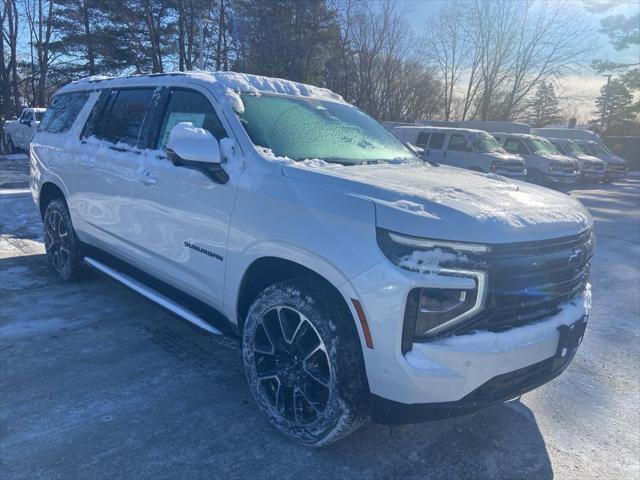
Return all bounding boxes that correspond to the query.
[4,107,47,152]
[31,72,593,446]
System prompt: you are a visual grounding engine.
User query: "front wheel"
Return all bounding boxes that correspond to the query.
[242,278,369,446]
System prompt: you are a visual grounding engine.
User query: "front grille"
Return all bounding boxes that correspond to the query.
[452,229,593,334]
[555,162,578,174]
[607,164,627,173]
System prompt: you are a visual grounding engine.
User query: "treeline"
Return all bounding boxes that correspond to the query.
[1,0,637,134]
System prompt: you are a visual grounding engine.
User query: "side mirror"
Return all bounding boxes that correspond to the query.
[166,122,228,184]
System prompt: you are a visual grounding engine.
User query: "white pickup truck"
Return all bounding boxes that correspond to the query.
[3,107,46,153]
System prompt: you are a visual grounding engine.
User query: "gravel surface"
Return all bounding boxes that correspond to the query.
[1,154,638,479]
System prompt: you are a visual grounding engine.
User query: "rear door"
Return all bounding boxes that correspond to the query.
[130,86,238,307]
[73,87,155,257]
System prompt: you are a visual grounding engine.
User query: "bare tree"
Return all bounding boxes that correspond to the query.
[23,0,57,106]
[1,0,21,117]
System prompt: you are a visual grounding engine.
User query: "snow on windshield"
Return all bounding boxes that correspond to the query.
[238,93,417,165]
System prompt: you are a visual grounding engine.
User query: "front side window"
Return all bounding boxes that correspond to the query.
[504,138,527,155]
[96,88,154,145]
[472,132,505,153]
[416,132,430,148]
[526,138,557,155]
[428,132,446,150]
[157,89,226,149]
[238,93,417,165]
[39,92,90,133]
[448,134,472,152]
[35,111,44,122]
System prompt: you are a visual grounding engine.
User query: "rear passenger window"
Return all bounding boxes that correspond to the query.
[157,89,226,149]
[428,132,446,150]
[96,88,154,146]
[38,92,89,133]
[448,134,471,152]
[416,132,430,148]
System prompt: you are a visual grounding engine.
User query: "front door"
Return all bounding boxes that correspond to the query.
[130,87,238,308]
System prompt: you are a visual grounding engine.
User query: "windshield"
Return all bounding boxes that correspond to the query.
[563,140,584,156]
[583,142,610,156]
[472,131,506,153]
[237,93,417,164]
[526,137,558,155]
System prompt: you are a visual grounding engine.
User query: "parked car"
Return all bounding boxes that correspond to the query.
[574,140,628,183]
[392,126,526,178]
[546,138,606,182]
[3,107,46,152]
[31,72,593,446]
[494,133,579,187]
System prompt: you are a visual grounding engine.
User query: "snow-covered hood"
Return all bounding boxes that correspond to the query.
[540,153,575,164]
[488,152,523,163]
[282,163,591,244]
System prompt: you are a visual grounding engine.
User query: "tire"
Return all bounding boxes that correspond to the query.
[242,278,369,446]
[43,198,84,281]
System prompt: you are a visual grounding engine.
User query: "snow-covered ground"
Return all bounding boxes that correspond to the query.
[1,154,638,479]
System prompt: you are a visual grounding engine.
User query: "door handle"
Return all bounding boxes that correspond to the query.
[138,170,157,186]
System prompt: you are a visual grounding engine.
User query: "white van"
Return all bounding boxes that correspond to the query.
[31,72,592,446]
[460,120,530,134]
[494,133,579,186]
[393,126,526,178]
[547,138,605,182]
[574,140,628,182]
[531,127,601,143]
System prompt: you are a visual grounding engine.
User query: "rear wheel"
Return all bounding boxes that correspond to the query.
[242,278,368,446]
[43,198,83,281]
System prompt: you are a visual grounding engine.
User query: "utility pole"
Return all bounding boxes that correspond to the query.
[601,74,612,134]
[199,18,216,71]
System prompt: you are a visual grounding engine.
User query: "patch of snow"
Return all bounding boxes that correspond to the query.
[436,284,591,352]
[382,199,441,220]
[397,248,467,273]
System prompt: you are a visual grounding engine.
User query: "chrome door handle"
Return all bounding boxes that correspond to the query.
[139,170,157,186]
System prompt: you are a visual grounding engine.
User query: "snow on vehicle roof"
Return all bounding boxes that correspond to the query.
[57,71,346,112]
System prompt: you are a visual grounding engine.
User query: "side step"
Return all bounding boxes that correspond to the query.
[84,256,223,335]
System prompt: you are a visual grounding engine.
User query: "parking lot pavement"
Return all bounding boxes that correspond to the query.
[1,156,638,479]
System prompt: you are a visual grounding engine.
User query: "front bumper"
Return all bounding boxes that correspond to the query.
[370,318,584,424]
[605,168,627,180]
[347,258,590,407]
[581,169,606,180]
[545,172,578,184]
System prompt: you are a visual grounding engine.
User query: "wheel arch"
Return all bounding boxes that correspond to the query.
[39,181,68,219]
[235,256,355,335]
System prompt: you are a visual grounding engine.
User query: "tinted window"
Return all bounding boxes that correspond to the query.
[504,138,527,155]
[416,132,430,148]
[448,134,471,152]
[428,132,446,149]
[39,92,90,133]
[97,89,154,145]
[35,111,44,122]
[157,89,226,149]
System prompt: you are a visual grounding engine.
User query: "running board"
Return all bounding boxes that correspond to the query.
[84,256,223,335]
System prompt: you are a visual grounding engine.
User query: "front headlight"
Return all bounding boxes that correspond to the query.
[377,229,489,350]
